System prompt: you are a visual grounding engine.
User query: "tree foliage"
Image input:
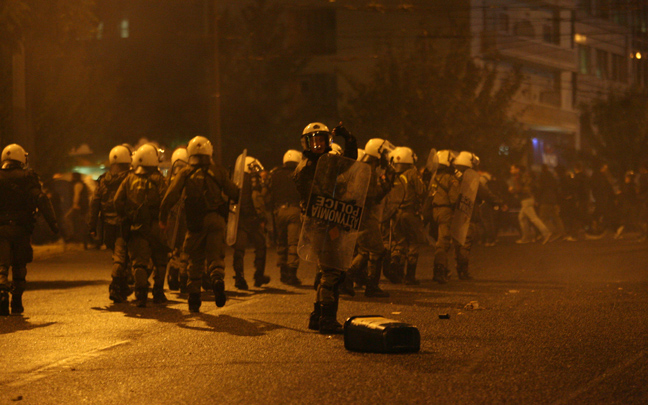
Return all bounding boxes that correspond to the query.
[220,0,310,167]
[587,89,648,172]
[341,41,524,166]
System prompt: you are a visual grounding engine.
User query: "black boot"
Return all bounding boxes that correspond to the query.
[433,263,448,284]
[0,291,9,316]
[308,302,321,330]
[404,257,420,285]
[318,302,344,334]
[188,293,201,312]
[213,279,226,307]
[286,267,301,286]
[364,258,389,297]
[234,273,248,290]
[254,269,270,287]
[109,278,125,303]
[167,264,180,291]
[153,286,168,304]
[10,293,23,315]
[135,288,148,308]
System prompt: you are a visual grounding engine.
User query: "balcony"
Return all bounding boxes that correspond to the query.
[482,31,576,71]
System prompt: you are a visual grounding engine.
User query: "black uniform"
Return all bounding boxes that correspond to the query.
[0,161,58,315]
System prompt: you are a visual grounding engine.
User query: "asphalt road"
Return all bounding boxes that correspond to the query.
[1,236,647,404]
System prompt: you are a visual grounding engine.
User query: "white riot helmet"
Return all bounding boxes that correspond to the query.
[132,144,161,168]
[363,138,396,163]
[454,151,480,169]
[2,144,28,165]
[437,150,456,167]
[171,147,189,165]
[187,136,213,157]
[301,122,331,154]
[329,143,343,155]
[244,156,264,173]
[109,145,132,165]
[363,138,385,159]
[283,149,302,164]
[390,146,417,165]
[356,149,366,162]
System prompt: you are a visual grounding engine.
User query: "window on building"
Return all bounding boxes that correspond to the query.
[120,19,129,39]
[610,54,628,82]
[596,49,609,79]
[579,45,591,74]
[580,0,593,15]
[514,20,535,39]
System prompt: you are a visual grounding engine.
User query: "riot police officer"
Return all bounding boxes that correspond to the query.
[293,122,358,334]
[386,146,427,285]
[164,147,189,292]
[0,144,59,315]
[160,136,239,312]
[453,151,505,280]
[114,144,169,307]
[268,149,303,286]
[232,156,270,290]
[431,150,460,284]
[346,138,394,297]
[89,145,132,303]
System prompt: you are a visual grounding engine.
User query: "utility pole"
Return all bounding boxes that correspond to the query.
[208,0,222,164]
[12,43,33,156]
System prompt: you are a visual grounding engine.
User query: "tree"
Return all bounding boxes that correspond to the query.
[0,0,116,176]
[219,0,310,168]
[586,89,648,172]
[341,41,524,166]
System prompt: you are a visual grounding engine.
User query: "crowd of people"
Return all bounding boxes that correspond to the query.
[476,161,648,246]
[1,127,646,335]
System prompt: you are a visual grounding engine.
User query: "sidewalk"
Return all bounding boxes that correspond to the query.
[32,240,88,261]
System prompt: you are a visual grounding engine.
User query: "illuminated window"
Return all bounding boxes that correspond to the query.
[120,19,129,39]
[97,22,104,40]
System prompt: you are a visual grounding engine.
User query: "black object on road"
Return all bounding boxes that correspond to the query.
[344,315,420,353]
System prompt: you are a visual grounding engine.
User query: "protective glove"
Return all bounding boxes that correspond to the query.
[332,124,352,141]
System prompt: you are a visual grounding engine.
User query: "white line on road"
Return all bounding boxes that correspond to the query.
[6,340,130,388]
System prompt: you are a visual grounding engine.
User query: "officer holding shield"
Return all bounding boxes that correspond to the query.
[293,122,358,334]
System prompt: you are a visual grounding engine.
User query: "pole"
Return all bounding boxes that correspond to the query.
[210,0,222,164]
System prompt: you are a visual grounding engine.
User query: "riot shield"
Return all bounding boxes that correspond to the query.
[226,149,247,246]
[450,168,479,246]
[425,148,439,175]
[297,154,371,270]
[424,148,439,203]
